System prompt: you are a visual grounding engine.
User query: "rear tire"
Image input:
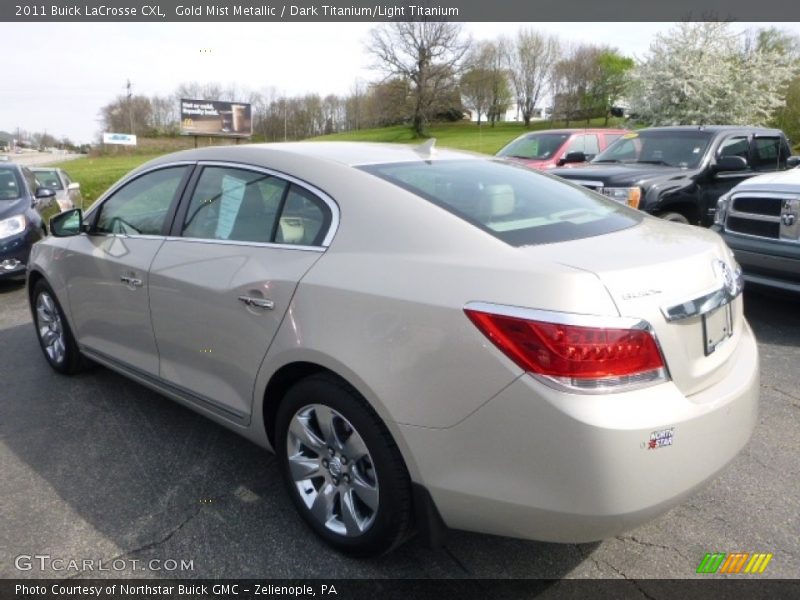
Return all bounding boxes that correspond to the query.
[31,279,85,374]
[275,373,413,556]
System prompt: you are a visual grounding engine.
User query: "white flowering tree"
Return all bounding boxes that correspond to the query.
[629,22,798,126]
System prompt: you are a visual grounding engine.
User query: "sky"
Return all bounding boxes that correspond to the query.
[2,21,799,144]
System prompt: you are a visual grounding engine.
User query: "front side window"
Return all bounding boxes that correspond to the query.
[718,136,750,161]
[565,134,600,158]
[361,160,641,246]
[95,166,189,235]
[32,170,63,190]
[0,167,22,200]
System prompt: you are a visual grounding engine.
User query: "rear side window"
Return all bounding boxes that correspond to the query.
[361,160,640,246]
[181,166,332,247]
[751,137,787,171]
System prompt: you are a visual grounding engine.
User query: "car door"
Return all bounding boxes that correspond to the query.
[65,164,193,375]
[701,135,756,225]
[147,164,334,423]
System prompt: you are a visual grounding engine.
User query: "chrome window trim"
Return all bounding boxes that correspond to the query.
[162,236,325,253]
[463,301,671,394]
[192,160,341,248]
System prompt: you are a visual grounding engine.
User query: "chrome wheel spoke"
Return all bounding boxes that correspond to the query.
[36,305,53,324]
[341,430,369,463]
[288,454,322,482]
[309,482,337,524]
[351,474,379,511]
[289,415,325,453]
[313,405,339,449]
[341,489,366,535]
[41,329,59,347]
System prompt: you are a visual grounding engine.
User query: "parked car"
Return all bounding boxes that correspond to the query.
[552,126,800,225]
[30,167,83,212]
[495,128,628,170]
[0,162,57,279]
[712,168,800,293]
[29,142,758,556]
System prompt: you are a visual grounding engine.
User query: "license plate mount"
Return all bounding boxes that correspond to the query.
[703,303,733,356]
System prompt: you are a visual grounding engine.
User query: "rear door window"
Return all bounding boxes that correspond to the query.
[751,137,786,171]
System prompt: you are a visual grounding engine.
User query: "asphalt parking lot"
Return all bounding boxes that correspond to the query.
[0,279,798,580]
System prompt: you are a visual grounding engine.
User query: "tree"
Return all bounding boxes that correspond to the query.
[754,28,800,149]
[507,29,560,127]
[100,95,152,135]
[595,50,634,125]
[368,20,469,136]
[461,41,511,126]
[551,44,605,126]
[629,22,799,126]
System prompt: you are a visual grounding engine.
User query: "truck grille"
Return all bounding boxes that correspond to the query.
[725,193,799,242]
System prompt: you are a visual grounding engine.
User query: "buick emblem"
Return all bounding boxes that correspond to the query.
[713,259,737,296]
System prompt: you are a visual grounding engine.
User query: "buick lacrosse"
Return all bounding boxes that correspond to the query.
[28,142,758,556]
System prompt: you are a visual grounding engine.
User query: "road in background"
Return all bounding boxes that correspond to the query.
[1,152,83,167]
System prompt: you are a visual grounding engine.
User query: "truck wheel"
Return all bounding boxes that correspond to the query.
[659,212,690,224]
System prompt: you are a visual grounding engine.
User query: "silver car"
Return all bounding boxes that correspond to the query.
[28,142,759,556]
[30,167,82,212]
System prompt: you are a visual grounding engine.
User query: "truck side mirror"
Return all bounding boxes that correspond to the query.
[558,151,587,166]
[787,156,800,168]
[714,156,748,172]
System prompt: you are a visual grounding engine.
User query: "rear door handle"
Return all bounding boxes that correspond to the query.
[238,296,274,310]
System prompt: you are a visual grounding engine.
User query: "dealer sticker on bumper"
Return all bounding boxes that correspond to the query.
[643,427,675,450]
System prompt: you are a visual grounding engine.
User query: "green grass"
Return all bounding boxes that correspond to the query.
[48,154,162,208]
[314,118,628,154]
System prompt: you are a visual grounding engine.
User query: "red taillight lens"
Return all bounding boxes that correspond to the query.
[465,309,665,380]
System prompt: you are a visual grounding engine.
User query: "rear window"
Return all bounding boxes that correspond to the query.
[360,160,641,246]
[0,167,22,200]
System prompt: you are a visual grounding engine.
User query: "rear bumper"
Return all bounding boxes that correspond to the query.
[400,320,759,543]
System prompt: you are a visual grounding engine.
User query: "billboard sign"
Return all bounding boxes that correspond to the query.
[180,99,253,137]
[103,132,137,145]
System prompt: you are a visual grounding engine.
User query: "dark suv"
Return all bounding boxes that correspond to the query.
[0,162,57,279]
[552,126,800,225]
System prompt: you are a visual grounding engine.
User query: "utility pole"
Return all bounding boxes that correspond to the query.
[126,79,134,134]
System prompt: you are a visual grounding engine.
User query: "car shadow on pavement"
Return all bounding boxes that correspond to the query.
[0,319,597,579]
[743,288,800,348]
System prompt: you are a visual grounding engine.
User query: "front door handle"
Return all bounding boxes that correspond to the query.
[120,275,143,288]
[238,295,274,310]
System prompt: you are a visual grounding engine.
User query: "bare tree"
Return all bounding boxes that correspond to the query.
[461,40,511,126]
[368,20,470,136]
[507,29,560,127]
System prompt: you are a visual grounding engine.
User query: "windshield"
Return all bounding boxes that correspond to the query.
[0,167,22,200]
[593,130,714,168]
[360,160,641,246]
[32,170,63,190]
[496,133,570,160]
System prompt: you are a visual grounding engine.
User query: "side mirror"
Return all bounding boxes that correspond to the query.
[715,156,748,172]
[49,208,84,237]
[787,156,800,169]
[33,187,56,208]
[558,151,587,166]
[67,182,80,191]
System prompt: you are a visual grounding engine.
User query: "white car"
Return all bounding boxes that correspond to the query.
[29,142,759,556]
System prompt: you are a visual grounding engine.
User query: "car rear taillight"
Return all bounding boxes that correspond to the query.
[465,305,668,392]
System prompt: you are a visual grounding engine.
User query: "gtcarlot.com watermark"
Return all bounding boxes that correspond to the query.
[15,554,194,573]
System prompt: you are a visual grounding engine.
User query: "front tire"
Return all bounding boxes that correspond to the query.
[31,279,84,374]
[275,373,413,556]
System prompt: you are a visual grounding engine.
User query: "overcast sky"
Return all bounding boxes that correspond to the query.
[2,22,798,144]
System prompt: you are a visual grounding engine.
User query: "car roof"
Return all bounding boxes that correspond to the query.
[142,141,484,171]
[640,125,785,135]
[520,128,628,135]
